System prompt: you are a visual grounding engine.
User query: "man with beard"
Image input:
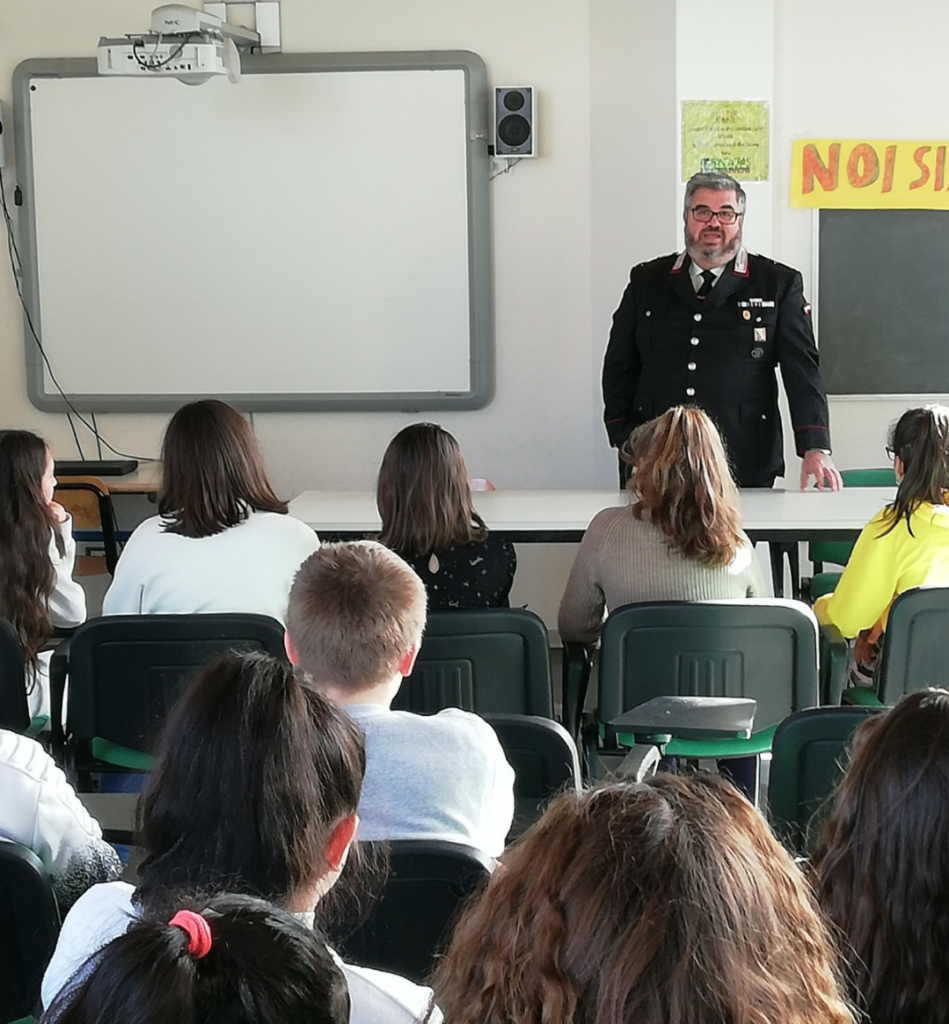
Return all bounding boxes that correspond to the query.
[602,171,840,490]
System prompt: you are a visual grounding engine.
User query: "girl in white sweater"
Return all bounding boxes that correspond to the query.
[0,431,86,719]
[103,400,318,623]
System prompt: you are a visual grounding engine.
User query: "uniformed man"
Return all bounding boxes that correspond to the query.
[602,171,841,491]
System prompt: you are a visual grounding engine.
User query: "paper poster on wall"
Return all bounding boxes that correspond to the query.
[791,139,949,209]
[680,100,769,182]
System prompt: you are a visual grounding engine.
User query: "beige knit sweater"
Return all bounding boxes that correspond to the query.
[558,505,765,644]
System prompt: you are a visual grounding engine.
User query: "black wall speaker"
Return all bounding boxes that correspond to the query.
[494,87,535,158]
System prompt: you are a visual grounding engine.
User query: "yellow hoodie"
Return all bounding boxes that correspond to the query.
[814,499,949,639]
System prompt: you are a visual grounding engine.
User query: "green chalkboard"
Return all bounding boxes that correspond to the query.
[818,209,949,396]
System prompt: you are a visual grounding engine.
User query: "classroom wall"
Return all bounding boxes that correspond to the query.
[1,0,945,499]
[773,0,949,465]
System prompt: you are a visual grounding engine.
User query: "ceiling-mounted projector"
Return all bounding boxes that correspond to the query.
[97,4,260,84]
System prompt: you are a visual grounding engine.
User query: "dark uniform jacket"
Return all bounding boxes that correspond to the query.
[602,247,831,488]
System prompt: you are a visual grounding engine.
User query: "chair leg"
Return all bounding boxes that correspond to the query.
[561,643,592,739]
[615,744,662,782]
[767,541,802,599]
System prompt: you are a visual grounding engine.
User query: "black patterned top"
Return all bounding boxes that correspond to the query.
[404,536,517,609]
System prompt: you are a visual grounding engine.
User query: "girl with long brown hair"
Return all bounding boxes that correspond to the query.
[814,405,949,682]
[103,400,319,623]
[812,689,949,1024]
[0,430,85,717]
[377,423,515,608]
[559,406,761,643]
[433,774,854,1024]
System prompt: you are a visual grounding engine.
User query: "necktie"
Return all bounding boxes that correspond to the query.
[696,269,716,299]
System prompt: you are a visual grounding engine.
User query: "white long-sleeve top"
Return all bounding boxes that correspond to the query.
[43,881,441,1024]
[102,509,320,625]
[0,729,120,913]
[31,516,87,719]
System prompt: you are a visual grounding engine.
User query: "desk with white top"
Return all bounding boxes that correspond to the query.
[288,487,897,544]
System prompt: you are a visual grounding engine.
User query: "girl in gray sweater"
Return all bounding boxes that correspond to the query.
[559,407,763,644]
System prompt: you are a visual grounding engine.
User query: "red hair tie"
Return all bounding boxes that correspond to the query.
[168,910,213,959]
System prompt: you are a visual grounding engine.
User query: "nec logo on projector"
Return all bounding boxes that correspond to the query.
[494,87,536,158]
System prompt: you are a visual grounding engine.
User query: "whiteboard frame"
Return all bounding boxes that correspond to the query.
[13,51,493,413]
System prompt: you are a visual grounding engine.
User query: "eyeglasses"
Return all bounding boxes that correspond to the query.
[689,206,742,225]
[885,445,897,460]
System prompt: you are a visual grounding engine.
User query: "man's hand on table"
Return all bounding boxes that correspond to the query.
[800,450,842,492]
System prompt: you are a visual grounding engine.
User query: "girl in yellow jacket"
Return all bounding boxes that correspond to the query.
[815,405,949,680]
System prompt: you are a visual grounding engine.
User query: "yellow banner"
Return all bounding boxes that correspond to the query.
[790,139,949,209]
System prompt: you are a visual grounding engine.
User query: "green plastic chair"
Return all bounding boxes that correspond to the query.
[0,844,60,1024]
[807,467,896,599]
[393,609,553,717]
[837,585,949,708]
[483,713,581,839]
[768,705,883,855]
[50,613,287,787]
[594,600,819,761]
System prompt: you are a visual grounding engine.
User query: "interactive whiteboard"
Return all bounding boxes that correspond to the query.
[13,52,492,411]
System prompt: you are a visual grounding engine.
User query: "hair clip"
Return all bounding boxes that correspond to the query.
[169,909,213,959]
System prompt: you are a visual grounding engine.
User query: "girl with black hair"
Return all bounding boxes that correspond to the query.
[813,690,949,1024]
[814,405,949,680]
[0,430,86,718]
[42,652,440,1024]
[41,894,350,1024]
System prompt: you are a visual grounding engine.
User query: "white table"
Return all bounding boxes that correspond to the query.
[289,487,897,544]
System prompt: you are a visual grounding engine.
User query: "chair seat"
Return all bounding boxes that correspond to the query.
[612,723,778,759]
[841,686,884,707]
[808,572,841,600]
[91,737,156,770]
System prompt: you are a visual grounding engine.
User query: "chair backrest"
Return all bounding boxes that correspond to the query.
[809,468,896,566]
[482,713,581,839]
[769,706,883,855]
[64,613,287,764]
[877,586,949,704]
[393,609,553,716]
[0,619,30,734]
[598,600,819,731]
[337,839,492,984]
[53,476,119,576]
[0,842,61,1023]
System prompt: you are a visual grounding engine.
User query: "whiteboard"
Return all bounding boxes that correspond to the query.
[13,52,493,411]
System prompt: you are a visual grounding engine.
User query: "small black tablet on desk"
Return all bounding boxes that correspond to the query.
[55,459,138,477]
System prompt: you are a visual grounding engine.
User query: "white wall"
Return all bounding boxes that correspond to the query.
[773,0,949,466]
[0,0,940,494]
[0,0,607,496]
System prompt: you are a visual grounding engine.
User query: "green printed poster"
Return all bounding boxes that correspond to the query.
[681,100,769,181]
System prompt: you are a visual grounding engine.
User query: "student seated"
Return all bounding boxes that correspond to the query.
[40,894,349,1024]
[433,774,854,1024]
[286,541,515,857]
[377,423,516,609]
[814,405,949,683]
[42,652,439,1024]
[0,430,86,719]
[812,689,949,1024]
[559,406,763,644]
[103,400,319,623]
[0,727,121,913]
